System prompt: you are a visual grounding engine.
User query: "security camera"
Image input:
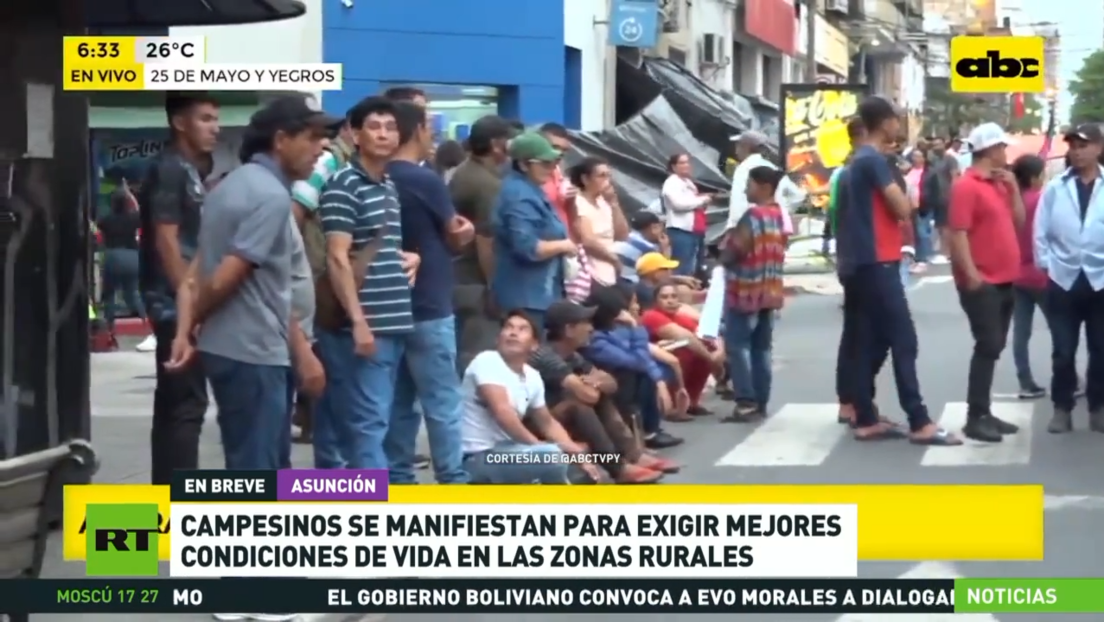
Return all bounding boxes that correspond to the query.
[340,0,353,7]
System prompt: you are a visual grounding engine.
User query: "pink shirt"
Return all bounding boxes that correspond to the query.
[1014,187,1047,290]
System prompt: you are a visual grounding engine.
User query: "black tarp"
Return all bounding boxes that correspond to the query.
[567,57,779,240]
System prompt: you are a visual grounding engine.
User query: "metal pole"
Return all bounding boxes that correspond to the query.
[805,0,817,79]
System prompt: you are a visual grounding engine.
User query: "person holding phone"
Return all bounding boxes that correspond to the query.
[661,153,712,276]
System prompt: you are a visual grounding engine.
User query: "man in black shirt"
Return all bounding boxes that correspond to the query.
[138,92,220,485]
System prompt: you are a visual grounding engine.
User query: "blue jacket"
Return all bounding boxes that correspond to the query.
[490,171,568,312]
[582,326,665,382]
[1034,166,1104,291]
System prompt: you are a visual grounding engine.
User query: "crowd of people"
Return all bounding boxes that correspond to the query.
[127,86,796,488]
[829,95,1103,446]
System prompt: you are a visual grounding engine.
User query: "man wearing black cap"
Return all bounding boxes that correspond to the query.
[451,115,520,369]
[138,92,219,484]
[166,96,339,474]
[1034,123,1104,433]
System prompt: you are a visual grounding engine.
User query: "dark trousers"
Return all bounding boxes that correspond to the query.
[1047,275,1104,412]
[100,248,145,328]
[837,284,885,405]
[845,263,931,430]
[959,283,1015,417]
[151,319,208,484]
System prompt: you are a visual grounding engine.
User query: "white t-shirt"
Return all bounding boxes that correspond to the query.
[461,350,547,454]
[661,174,703,232]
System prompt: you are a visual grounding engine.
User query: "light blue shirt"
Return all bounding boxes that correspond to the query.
[1033,166,1104,291]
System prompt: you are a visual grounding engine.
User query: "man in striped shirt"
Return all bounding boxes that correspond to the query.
[614,211,664,283]
[316,96,420,470]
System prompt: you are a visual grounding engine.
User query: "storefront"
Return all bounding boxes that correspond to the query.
[323,0,572,132]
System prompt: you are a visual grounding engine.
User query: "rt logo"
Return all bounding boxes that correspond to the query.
[950,36,1045,93]
[84,503,160,577]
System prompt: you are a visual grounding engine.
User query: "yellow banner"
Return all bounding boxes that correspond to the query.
[63,484,1041,563]
[782,85,863,210]
[62,36,144,91]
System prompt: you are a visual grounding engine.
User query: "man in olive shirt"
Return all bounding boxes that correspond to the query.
[449,115,519,371]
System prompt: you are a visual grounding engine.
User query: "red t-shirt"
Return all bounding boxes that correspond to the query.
[1014,188,1047,290]
[640,308,698,340]
[947,169,1021,286]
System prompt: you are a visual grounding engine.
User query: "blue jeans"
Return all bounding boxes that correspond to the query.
[666,228,701,276]
[315,329,405,469]
[914,214,934,263]
[101,248,145,328]
[844,263,931,431]
[201,352,292,470]
[1012,286,1046,390]
[725,308,775,409]
[385,316,467,484]
[463,442,568,483]
[637,362,676,435]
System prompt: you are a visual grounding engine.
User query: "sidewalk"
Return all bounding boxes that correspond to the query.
[40,351,380,622]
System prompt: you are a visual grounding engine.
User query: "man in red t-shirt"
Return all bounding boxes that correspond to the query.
[947,123,1026,443]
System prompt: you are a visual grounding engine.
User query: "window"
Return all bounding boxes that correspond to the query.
[379,83,498,142]
[668,47,687,66]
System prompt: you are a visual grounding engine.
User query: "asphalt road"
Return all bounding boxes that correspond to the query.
[46,272,1104,621]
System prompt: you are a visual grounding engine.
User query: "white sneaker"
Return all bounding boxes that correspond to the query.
[135,334,157,352]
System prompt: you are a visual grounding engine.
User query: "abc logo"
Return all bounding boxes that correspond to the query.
[949,36,1045,93]
[955,51,1039,79]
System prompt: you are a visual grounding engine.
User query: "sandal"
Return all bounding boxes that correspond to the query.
[853,422,908,441]
[909,427,963,446]
[664,411,694,423]
[721,403,762,423]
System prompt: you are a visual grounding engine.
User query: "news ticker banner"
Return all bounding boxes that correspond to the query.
[62,36,342,91]
[3,578,1103,614]
[63,472,1045,577]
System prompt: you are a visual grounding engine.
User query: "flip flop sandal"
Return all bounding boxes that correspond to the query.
[909,427,963,446]
[853,424,908,441]
[664,412,694,422]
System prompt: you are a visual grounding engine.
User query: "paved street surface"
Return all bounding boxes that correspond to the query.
[50,269,1104,620]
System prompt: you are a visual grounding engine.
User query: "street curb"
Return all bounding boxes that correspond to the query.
[113,317,149,337]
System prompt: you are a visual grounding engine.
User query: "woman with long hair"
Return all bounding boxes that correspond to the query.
[569,157,624,287]
[640,281,725,416]
[1010,154,1082,404]
[661,153,712,277]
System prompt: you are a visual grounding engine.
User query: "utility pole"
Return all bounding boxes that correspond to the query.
[805,0,817,80]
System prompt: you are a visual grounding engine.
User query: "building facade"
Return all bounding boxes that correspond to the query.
[321,0,600,134]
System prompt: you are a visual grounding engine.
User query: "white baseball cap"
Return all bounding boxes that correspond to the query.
[966,123,1015,152]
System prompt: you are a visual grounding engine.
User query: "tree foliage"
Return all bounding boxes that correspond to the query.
[1070,49,1104,123]
[923,80,1010,137]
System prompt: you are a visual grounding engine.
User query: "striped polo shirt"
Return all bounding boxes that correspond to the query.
[613,231,659,283]
[318,161,413,335]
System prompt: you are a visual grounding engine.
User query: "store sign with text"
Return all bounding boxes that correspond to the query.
[781,84,866,211]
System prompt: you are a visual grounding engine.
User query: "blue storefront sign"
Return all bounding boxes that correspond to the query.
[608,0,659,48]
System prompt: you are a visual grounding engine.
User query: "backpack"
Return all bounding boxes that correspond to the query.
[303,139,353,280]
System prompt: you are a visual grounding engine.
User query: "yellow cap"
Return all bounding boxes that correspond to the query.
[636,252,680,276]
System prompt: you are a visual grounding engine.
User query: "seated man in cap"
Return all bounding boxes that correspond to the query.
[460,309,591,484]
[634,252,702,316]
[529,301,672,483]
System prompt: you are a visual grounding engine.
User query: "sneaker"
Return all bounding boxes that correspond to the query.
[962,416,1003,443]
[1047,409,1073,434]
[1017,386,1046,400]
[616,463,664,484]
[1090,410,1104,434]
[413,453,431,470]
[983,413,1019,435]
[644,430,683,449]
[135,334,157,352]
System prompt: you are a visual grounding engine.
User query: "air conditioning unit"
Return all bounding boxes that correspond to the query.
[701,33,725,65]
[660,0,681,33]
[826,0,848,14]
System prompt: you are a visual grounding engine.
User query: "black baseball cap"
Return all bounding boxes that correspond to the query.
[545,301,596,330]
[1064,124,1104,143]
[248,95,344,136]
[631,211,661,230]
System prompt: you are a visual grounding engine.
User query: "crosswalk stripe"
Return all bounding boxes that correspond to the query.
[921,401,1035,466]
[714,403,847,466]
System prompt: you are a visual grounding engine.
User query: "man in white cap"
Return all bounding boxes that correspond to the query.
[726,131,805,233]
[947,122,1025,443]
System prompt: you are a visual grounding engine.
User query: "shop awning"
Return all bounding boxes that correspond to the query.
[87,0,306,27]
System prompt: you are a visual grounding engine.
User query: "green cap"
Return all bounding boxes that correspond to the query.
[508,132,561,163]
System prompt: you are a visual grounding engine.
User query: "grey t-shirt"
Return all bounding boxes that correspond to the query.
[196,161,293,366]
[289,215,315,343]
